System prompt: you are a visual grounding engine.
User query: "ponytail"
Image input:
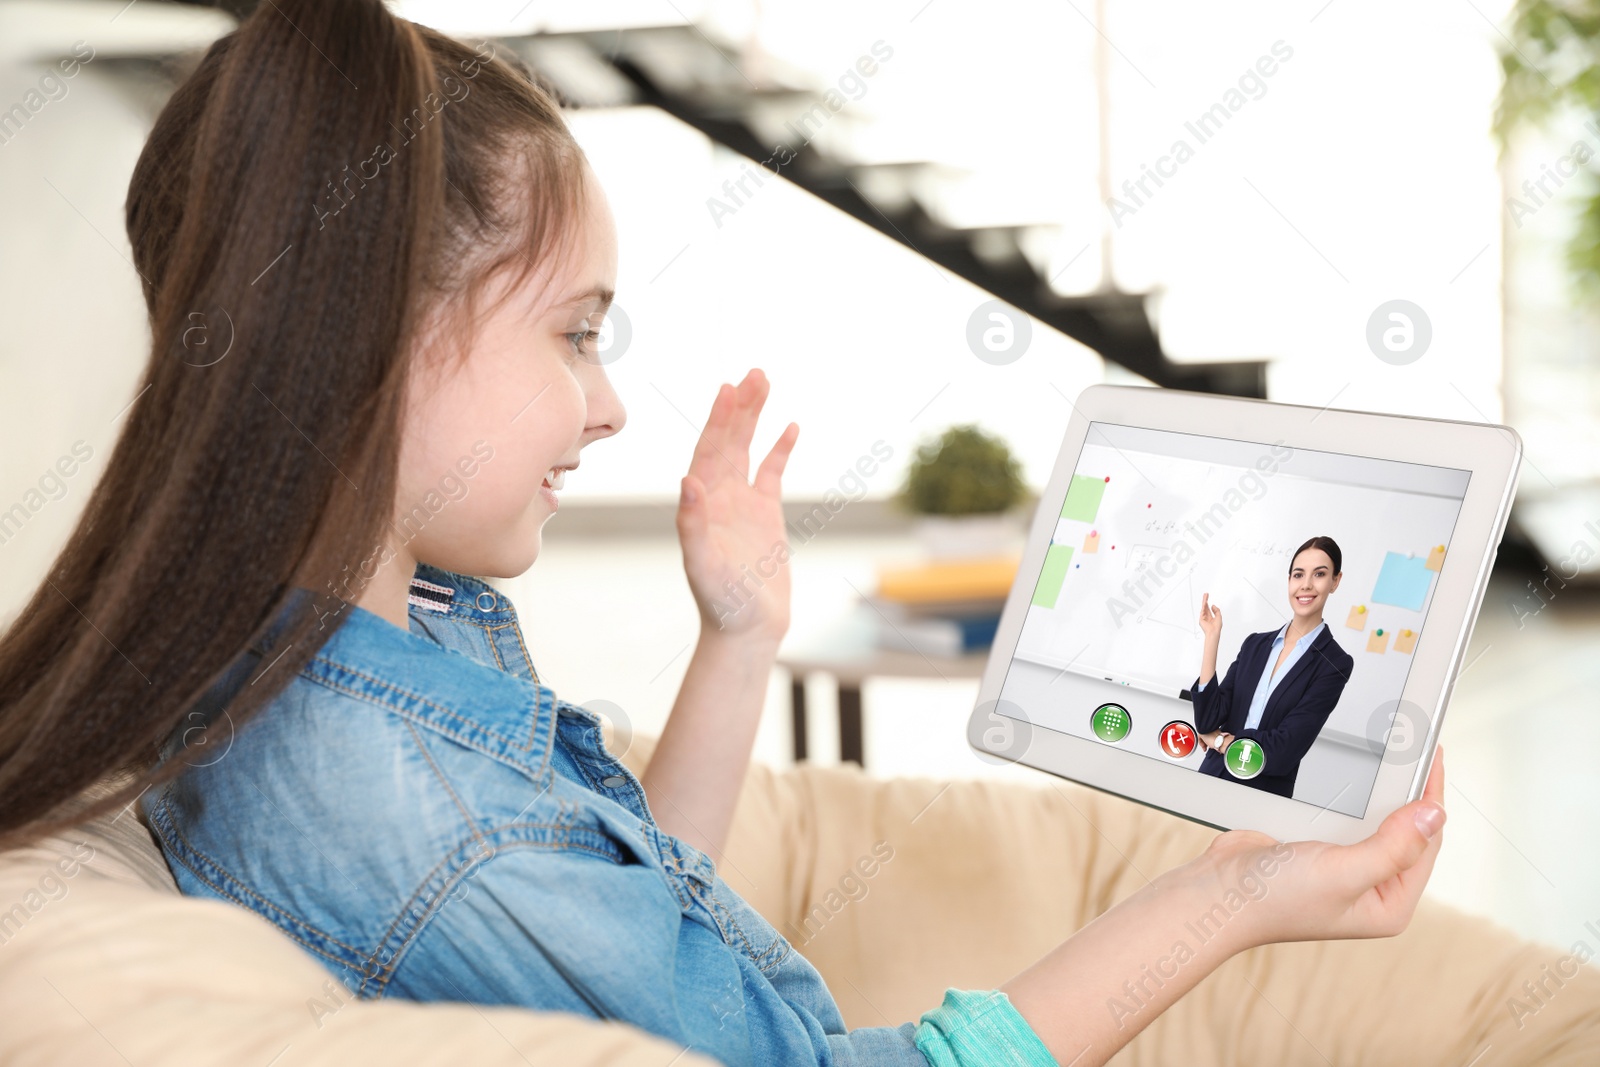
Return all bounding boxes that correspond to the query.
[0,0,586,846]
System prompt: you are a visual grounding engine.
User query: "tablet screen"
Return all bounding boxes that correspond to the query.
[996,422,1471,818]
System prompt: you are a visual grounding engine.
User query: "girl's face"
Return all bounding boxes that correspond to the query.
[393,163,624,580]
[1287,548,1340,622]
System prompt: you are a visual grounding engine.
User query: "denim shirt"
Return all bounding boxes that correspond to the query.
[143,563,1054,1066]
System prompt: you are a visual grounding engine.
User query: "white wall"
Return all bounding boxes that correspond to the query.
[0,0,1521,614]
[0,55,152,624]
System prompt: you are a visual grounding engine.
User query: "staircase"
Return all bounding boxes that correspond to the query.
[511,22,1268,398]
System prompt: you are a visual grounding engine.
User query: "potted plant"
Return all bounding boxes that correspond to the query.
[895,424,1030,558]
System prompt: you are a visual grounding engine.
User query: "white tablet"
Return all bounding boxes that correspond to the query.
[967,385,1521,844]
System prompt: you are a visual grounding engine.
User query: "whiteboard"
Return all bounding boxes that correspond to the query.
[1011,441,1466,742]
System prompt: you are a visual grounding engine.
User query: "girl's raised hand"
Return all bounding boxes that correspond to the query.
[676,368,799,644]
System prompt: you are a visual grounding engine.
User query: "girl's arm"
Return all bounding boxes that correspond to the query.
[1001,748,1447,1066]
[642,626,780,858]
[641,369,797,857]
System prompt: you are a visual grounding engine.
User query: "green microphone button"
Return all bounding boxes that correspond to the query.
[1225,737,1266,779]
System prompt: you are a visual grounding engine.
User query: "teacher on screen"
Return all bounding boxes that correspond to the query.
[1189,535,1354,798]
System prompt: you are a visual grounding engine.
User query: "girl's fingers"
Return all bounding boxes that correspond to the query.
[689,384,734,484]
[728,370,768,467]
[676,476,711,570]
[1423,745,1444,805]
[677,474,705,523]
[691,371,771,485]
[1339,792,1445,893]
[754,422,799,497]
[712,370,763,482]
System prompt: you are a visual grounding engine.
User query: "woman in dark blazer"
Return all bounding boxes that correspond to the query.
[1189,536,1354,798]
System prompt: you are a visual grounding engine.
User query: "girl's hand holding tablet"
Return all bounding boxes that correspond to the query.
[1001,749,1447,1064]
[1219,745,1447,945]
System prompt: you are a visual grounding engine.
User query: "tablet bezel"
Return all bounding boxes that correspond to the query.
[967,384,1521,844]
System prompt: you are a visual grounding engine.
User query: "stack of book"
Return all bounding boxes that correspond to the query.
[864,555,1020,657]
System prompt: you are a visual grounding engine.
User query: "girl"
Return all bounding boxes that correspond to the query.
[1192,537,1355,797]
[0,4,1447,1065]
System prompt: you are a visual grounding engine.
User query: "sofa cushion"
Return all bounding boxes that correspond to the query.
[0,768,717,1066]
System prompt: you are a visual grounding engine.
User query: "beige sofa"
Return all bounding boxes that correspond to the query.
[2,730,1595,1065]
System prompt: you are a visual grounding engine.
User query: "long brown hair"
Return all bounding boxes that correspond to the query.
[0,0,587,847]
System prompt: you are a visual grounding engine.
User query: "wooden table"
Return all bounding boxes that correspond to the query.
[777,608,990,767]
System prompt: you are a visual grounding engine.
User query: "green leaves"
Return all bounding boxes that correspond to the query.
[897,424,1026,516]
[1497,1,1600,294]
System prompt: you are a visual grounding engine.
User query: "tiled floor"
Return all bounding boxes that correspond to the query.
[503,527,1600,954]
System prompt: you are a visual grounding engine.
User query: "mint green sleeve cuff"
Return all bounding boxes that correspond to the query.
[913,988,1059,1067]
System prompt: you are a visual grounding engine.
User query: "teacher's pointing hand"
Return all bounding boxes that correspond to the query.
[1199,592,1223,643]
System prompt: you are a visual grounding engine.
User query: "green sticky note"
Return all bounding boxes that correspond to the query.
[1061,474,1106,523]
[1032,544,1074,609]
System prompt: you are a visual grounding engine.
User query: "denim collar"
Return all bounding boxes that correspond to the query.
[404,561,523,626]
[284,564,560,787]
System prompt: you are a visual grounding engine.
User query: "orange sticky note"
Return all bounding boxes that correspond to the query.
[1346,604,1368,631]
[1367,628,1389,653]
[1425,545,1445,572]
[1394,628,1418,654]
[1083,530,1100,554]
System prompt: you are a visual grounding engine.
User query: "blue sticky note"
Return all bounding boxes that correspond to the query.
[1371,551,1433,612]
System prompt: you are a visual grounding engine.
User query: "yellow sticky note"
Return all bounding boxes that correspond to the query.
[1083,530,1100,554]
[1425,545,1445,572]
[1346,604,1368,631]
[1367,628,1389,653]
[1394,628,1418,654]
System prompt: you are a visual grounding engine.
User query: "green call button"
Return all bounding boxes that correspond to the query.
[1090,703,1131,744]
